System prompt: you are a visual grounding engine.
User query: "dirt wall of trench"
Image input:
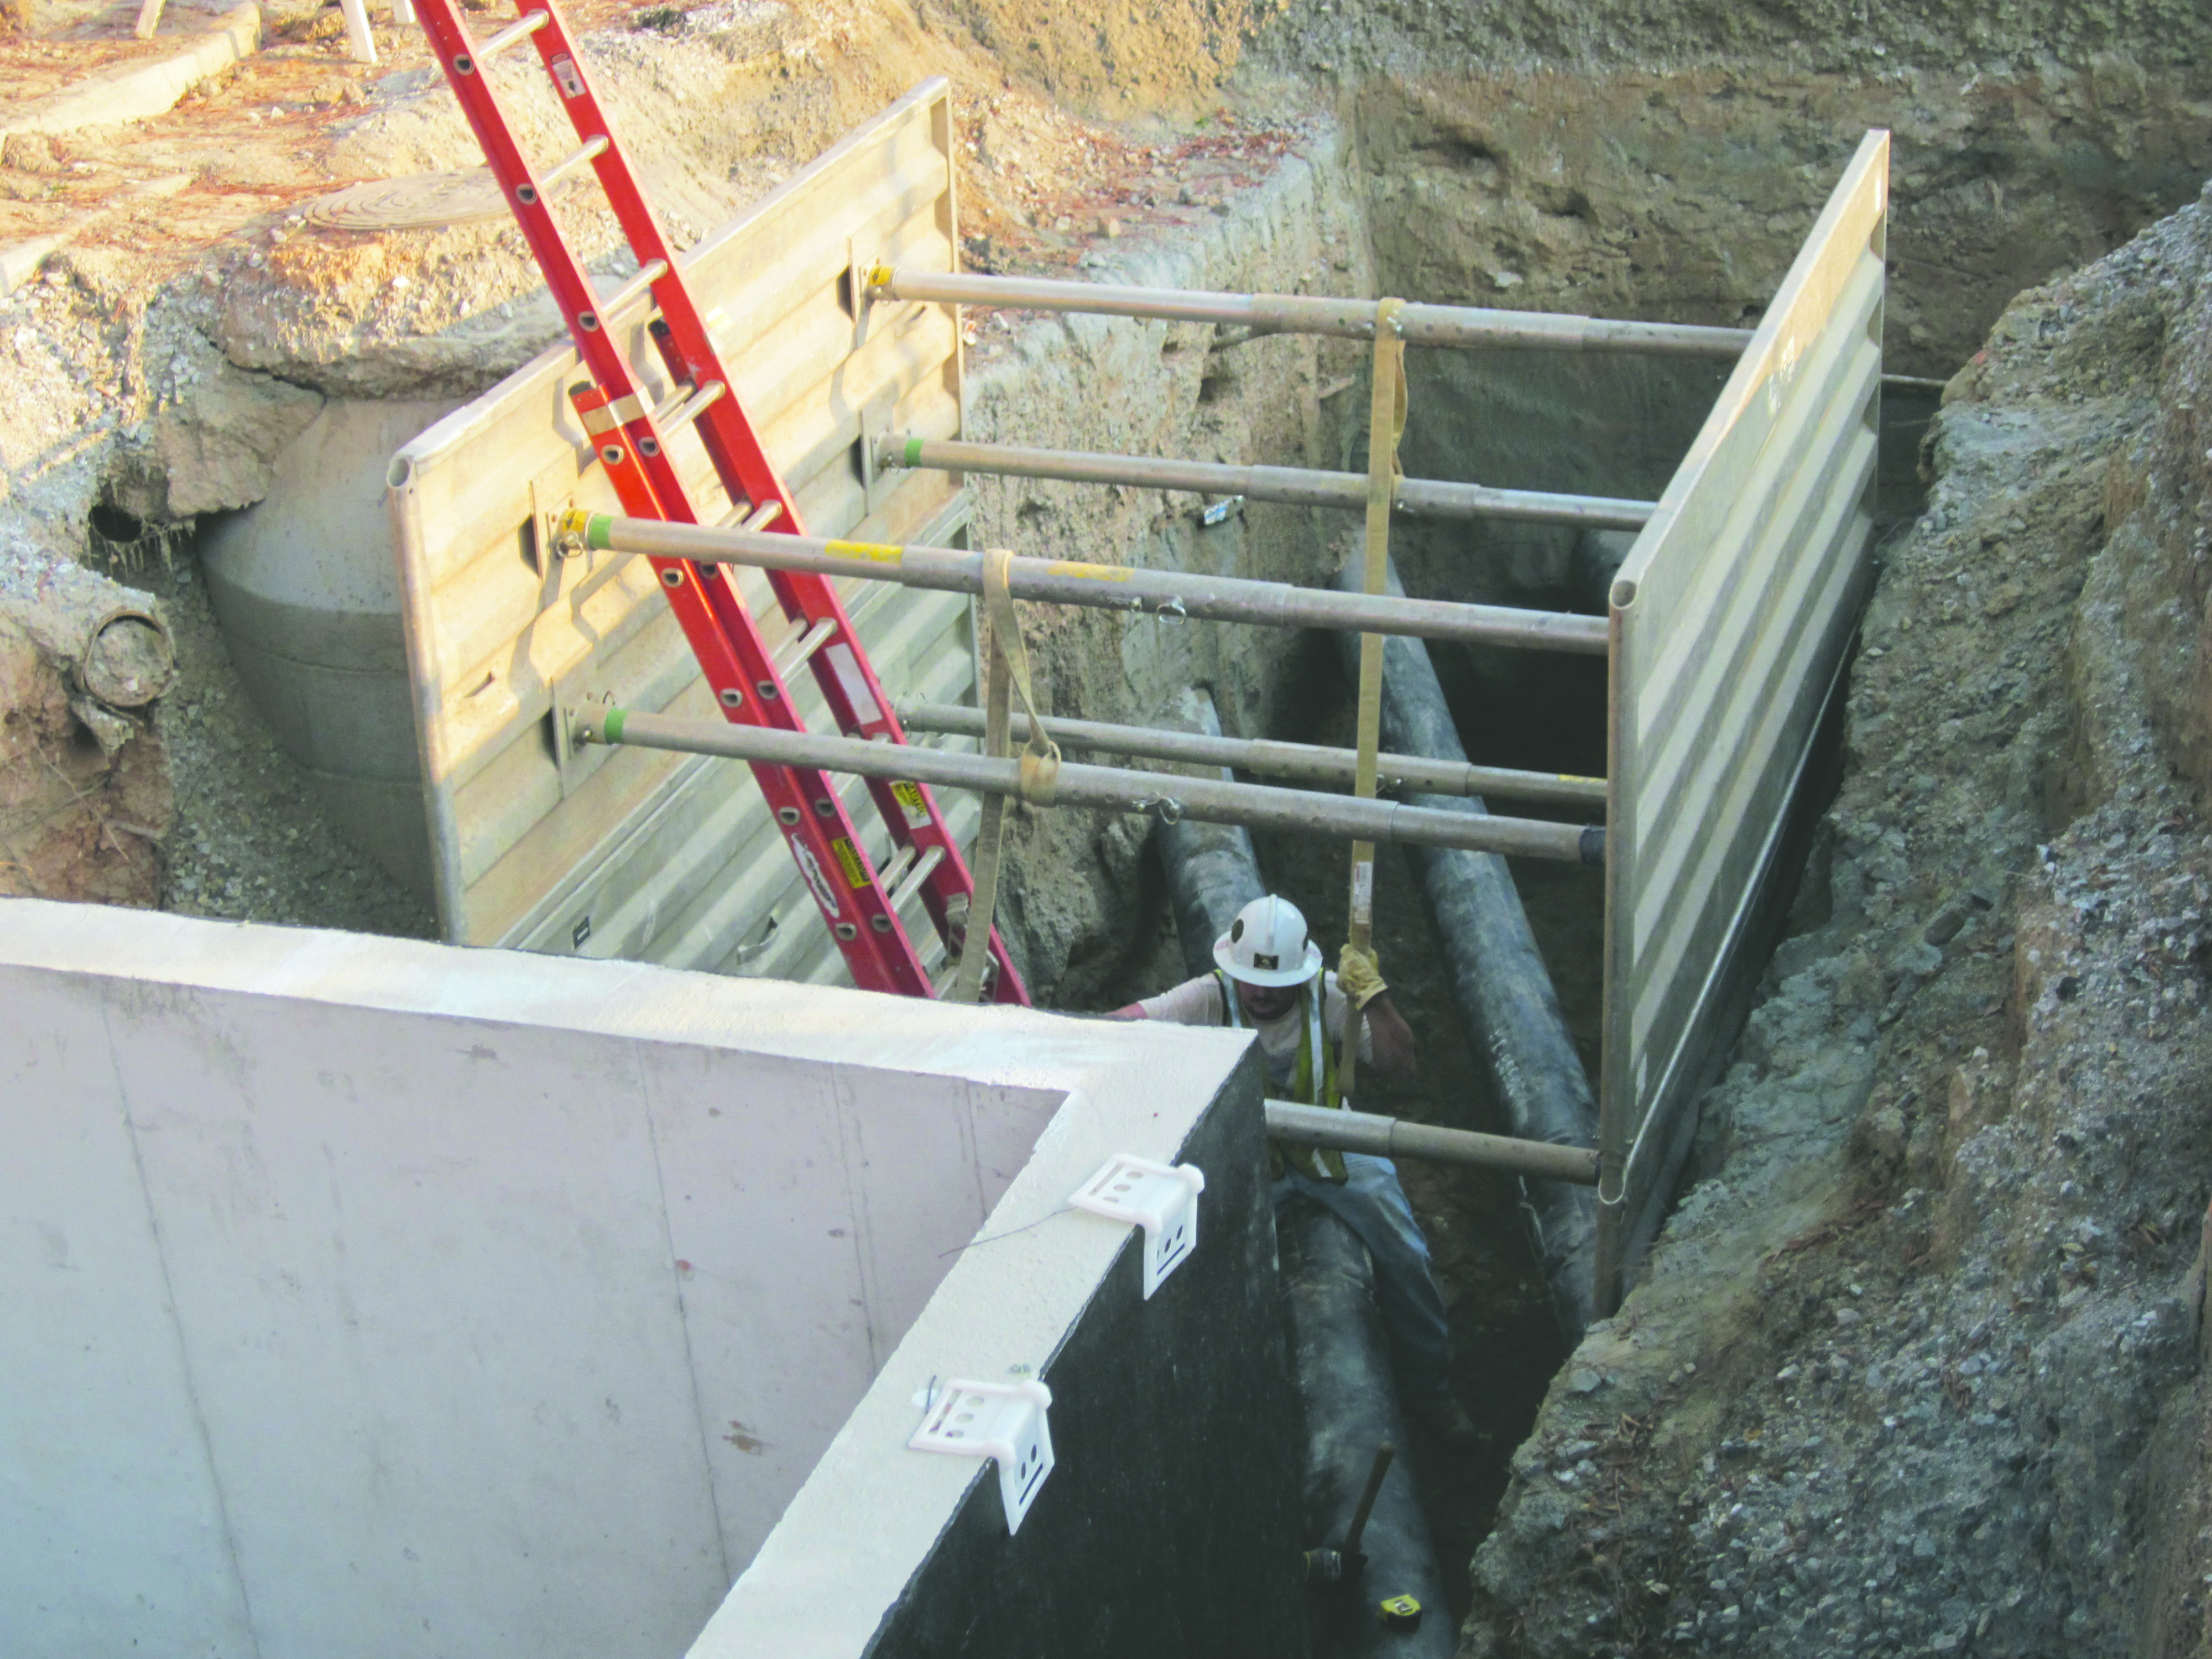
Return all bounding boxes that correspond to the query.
[1453,181,2212,1659]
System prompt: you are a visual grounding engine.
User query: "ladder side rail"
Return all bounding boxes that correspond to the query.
[413,0,670,491]
[414,0,940,998]
[507,7,1025,1002]
[571,387,938,997]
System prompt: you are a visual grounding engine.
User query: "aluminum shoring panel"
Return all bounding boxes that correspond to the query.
[1595,131,1890,1308]
[388,80,976,979]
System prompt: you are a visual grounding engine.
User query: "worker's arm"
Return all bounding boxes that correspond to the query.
[1337,945,1415,1083]
[1363,992,1416,1082]
[1109,975,1216,1025]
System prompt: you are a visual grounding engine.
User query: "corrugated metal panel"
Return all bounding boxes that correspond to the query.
[1596,131,1890,1304]
[386,80,977,982]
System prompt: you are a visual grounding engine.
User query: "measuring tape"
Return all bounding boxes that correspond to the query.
[1378,1593,1424,1632]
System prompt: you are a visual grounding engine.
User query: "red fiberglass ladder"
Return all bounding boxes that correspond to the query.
[410,0,1026,1004]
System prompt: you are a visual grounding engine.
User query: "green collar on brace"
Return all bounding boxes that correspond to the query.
[556,508,616,552]
[903,436,925,467]
[601,706,627,743]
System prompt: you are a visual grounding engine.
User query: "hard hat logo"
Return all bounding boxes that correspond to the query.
[1213,894,1323,988]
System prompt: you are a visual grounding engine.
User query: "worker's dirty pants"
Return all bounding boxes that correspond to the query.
[1273,1153,1454,1404]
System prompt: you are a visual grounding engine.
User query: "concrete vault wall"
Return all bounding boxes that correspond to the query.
[0,898,1289,1659]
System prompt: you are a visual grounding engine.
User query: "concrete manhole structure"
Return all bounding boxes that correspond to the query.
[300,168,519,232]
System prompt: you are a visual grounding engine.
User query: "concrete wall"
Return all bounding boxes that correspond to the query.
[0,900,1260,1659]
[702,1041,1304,1659]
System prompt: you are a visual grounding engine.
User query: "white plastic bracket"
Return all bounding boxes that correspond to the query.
[1070,1155,1206,1298]
[908,1378,1055,1535]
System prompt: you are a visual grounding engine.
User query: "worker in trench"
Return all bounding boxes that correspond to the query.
[1114,893,1479,1447]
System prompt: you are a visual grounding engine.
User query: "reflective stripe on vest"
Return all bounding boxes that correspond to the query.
[1215,967,1347,1182]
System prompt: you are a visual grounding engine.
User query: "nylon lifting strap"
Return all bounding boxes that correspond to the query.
[1338,296,1407,1108]
[951,547,1062,1002]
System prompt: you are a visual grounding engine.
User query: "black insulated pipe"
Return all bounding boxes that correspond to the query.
[1333,557,1601,1343]
[1148,687,1453,1659]
[1283,1199,1456,1659]
[1153,690,1266,977]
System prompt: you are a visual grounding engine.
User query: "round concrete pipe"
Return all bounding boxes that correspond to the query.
[200,399,456,904]
[1282,1197,1456,1659]
[76,607,176,709]
[1333,556,1601,1343]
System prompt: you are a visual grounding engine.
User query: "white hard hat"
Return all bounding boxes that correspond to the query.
[1213,894,1323,988]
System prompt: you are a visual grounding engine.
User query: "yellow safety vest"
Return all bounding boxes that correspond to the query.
[1215,967,1348,1183]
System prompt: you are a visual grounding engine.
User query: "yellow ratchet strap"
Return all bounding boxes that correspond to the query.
[950,547,1063,1003]
[1338,296,1407,1105]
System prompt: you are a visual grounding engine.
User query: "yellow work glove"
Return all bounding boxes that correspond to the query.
[1337,943,1387,1010]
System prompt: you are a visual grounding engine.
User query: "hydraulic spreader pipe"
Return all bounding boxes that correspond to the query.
[1265,1101,1599,1185]
[879,435,1657,531]
[1333,557,1603,1343]
[896,698,1608,810]
[868,265,1754,358]
[558,512,1610,656]
[572,706,1606,864]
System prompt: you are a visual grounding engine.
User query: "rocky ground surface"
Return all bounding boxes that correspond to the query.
[1463,186,2212,1659]
[0,0,1291,922]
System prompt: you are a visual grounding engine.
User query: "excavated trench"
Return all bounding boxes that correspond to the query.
[12,1,2212,1645]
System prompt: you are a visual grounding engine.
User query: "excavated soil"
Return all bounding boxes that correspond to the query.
[1463,186,2212,1659]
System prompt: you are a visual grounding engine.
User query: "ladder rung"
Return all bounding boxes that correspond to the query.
[770,618,838,681]
[878,842,919,891]
[650,378,726,436]
[717,498,785,531]
[475,7,547,60]
[579,255,667,331]
[542,134,611,192]
[887,846,945,914]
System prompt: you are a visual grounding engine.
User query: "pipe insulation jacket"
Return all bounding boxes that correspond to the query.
[1332,557,1601,1343]
[1282,1198,1457,1659]
[869,265,1754,359]
[1149,688,1452,1658]
[1151,687,1264,977]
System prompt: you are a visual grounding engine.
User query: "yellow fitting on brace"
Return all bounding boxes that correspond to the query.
[552,507,607,556]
